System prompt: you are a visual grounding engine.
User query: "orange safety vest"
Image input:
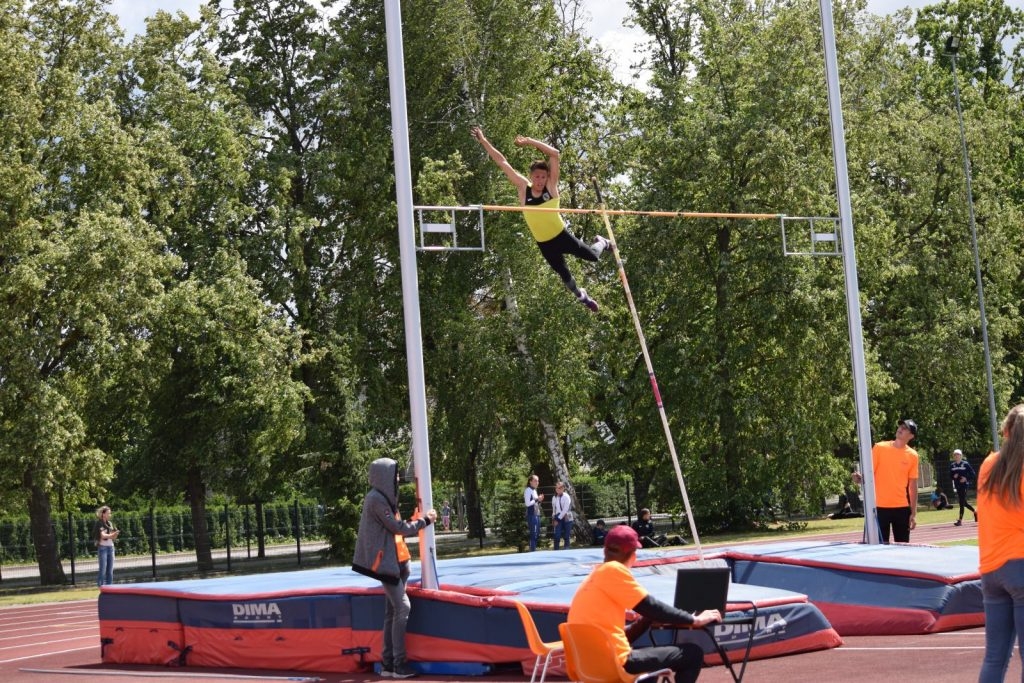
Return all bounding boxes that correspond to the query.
[395,511,411,562]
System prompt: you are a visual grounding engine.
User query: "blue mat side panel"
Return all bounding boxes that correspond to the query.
[98,592,181,623]
[647,601,837,658]
[731,558,983,635]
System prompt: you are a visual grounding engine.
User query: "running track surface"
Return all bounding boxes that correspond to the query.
[3,521,1016,683]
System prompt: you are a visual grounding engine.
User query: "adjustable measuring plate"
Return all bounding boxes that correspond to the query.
[780,216,841,256]
[414,205,485,252]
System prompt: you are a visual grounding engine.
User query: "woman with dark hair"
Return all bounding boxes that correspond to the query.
[977,404,1024,682]
[631,508,667,547]
[523,474,544,552]
[94,506,119,587]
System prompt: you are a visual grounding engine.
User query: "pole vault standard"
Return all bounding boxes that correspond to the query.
[819,0,878,544]
[591,183,707,562]
[384,0,439,589]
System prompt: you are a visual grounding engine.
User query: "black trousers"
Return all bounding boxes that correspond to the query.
[876,506,911,543]
[536,231,600,294]
[954,482,976,518]
[625,643,705,683]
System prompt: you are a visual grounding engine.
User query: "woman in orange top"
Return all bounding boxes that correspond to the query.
[977,404,1024,683]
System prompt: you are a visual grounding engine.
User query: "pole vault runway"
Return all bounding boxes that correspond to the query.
[1,523,1007,683]
[1,614,1016,683]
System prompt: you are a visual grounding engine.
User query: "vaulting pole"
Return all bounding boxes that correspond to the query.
[593,181,705,561]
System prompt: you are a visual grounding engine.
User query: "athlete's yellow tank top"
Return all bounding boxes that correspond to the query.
[523,197,565,242]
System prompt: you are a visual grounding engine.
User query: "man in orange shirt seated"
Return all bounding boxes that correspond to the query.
[853,419,920,543]
[567,525,722,683]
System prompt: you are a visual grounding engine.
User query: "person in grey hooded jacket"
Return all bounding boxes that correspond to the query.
[352,458,437,678]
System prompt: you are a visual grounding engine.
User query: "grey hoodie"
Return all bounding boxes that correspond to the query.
[352,458,431,585]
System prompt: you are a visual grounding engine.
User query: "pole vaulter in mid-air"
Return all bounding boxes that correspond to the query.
[471,127,609,311]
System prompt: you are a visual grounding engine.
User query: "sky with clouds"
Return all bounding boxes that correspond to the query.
[110,1,1020,85]
[111,1,956,42]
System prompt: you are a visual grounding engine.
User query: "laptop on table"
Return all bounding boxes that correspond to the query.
[673,566,753,625]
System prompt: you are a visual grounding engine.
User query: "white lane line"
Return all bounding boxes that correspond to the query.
[0,644,97,664]
[0,635,96,652]
[0,627,98,642]
[839,646,986,650]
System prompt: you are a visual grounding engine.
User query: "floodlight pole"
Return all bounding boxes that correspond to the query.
[946,36,1000,451]
[819,0,879,544]
[384,0,438,589]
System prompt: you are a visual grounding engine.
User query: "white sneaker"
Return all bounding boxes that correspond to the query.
[578,289,599,313]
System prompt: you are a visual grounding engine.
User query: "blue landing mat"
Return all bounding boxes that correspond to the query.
[99,540,979,674]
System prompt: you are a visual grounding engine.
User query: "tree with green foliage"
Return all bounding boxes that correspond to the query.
[111,9,308,571]
[0,0,176,584]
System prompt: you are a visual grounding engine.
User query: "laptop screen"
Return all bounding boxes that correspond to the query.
[673,566,730,615]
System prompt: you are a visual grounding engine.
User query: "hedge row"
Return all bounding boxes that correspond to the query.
[0,501,324,563]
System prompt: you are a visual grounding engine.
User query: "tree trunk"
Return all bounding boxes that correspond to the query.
[503,268,574,507]
[187,467,214,571]
[714,224,744,526]
[255,499,266,559]
[463,438,485,540]
[24,469,65,586]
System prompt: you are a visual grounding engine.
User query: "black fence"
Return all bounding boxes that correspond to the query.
[0,500,326,585]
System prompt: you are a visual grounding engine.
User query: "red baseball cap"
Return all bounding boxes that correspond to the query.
[605,525,642,552]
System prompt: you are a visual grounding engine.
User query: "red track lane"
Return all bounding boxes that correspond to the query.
[2,525,1002,683]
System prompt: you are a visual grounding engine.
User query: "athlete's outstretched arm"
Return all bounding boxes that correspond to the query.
[472,127,528,197]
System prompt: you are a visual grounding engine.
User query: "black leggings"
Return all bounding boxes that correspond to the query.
[876,506,911,543]
[536,231,600,295]
[625,643,705,683]
[954,482,976,519]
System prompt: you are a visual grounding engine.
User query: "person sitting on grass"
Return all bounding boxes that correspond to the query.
[631,508,685,547]
[931,485,952,511]
[592,519,608,546]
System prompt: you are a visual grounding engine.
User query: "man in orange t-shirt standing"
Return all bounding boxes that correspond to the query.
[853,419,920,543]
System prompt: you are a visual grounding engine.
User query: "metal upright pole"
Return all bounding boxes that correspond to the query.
[819,0,878,543]
[384,0,438,589]
[947,41,1000,451]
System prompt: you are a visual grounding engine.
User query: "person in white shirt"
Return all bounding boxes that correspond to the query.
[552,481,574,550]
[524,474,545,551]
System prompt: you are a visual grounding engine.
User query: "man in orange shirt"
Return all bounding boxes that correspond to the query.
[853,419,920,543]
[567,525,721,683]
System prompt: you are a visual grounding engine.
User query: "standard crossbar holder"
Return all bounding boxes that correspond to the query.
[415,205,485,252]
[781,216,841,257]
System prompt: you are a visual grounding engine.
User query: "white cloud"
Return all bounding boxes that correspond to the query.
[109,0,204,38]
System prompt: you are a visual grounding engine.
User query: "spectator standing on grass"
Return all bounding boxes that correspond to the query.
[551,482,573,550]
[949,449,978,526]
[524,474,544,552]
[441,501,451,532]
[94,506,119,587]
[352,458,437,679]
[977,404,1024,683]
[852,418,919,543]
